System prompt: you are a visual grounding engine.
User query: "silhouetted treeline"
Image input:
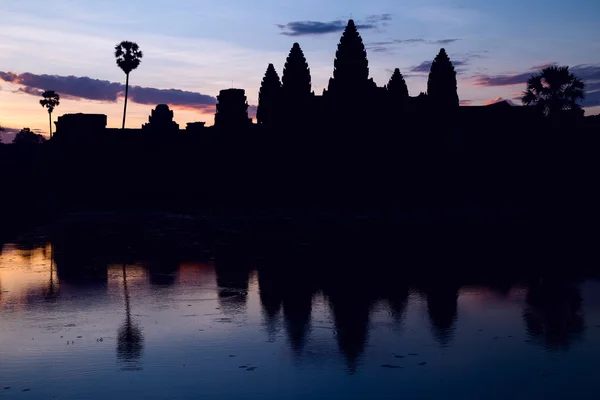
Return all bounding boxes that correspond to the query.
[2,113,600,228]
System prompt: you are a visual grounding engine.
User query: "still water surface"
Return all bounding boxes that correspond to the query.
[1,215,600,399]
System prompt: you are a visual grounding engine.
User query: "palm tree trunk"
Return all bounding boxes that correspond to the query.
[48,111,52,139]
[122,73,130,129]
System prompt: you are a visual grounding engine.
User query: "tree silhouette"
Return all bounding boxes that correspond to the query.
[522,65,585,117]
[327,19,370,96]
[427,48,459,108]
[257,64,282,126]
[115,41,143,129]
[39,90,60,139]
[13,128,46,145]
[386,68,409,110]
[282,43,312,99]
[117,264,144,370]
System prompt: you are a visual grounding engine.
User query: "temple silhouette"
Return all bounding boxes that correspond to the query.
[50,19,552,140]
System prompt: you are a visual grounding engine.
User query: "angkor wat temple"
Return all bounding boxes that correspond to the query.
[53,19,563,141]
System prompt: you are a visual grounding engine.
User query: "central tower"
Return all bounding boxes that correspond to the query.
[326,20,372,98]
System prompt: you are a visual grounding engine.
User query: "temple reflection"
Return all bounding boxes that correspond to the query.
[522,278,585,350]
[0,219,597,372]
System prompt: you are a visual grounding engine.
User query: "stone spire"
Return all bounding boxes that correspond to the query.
[282,43,312,99]
[327,19,370,95]
[257,63,282,126]
[386,68,409,101]
[427,48,459,108]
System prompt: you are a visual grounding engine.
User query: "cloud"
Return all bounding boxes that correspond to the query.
[473,63,600,108]
[582,91,600,107]
[459,100,473,106]
[473,63,600,91]
[530,62,558,71]
[394,38,460,45]
[277,14,392,36]
[410,59,468,73]
[484,97,517,106]
[0,71,217,112]
[472,72,532,87]
[366,38,461,53]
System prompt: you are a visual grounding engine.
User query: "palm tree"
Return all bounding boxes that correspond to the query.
[39,91,60,139]
[522,66,585,117]
[115,41,143,129]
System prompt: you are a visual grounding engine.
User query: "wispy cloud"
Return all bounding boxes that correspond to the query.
[394,38,461,45]
[366,38,461,53]
[410,59,468,73]
[472,72,532,87]
[277,14,392,36]
[0,71,217,112]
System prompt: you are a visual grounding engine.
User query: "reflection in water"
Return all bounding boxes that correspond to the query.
[258,268,284,342]
[215,256,250,316]
[0,216,597,383]
[523,278,586,350]
[325,279,374,372]
[423,283,459,347]
[43,249,59,302]
[117,264,144,371]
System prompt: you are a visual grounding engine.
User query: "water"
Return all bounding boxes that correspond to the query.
[1,214,600,399]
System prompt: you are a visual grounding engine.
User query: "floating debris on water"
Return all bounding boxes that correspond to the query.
[381,364,403,369]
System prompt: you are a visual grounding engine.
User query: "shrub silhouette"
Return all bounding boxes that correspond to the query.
[427,48,459,109]
[39,90,60,139]
[13,128,46,145]
[522,65,585,117]
[257,64,282,127]
[115,41,143,129]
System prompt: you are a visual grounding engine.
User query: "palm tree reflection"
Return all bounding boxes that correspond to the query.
[117,264,144,371]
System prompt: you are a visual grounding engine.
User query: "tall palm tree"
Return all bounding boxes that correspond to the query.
[522,66,585,117]
[40,90,60,139]
[115,41,143,129]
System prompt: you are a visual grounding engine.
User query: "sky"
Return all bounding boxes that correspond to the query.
[1,0,600,139]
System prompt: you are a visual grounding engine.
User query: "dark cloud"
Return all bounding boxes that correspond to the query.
[473,63,600,108]
[16,87,45,96]
[571,64,600,92]
[459,100,473,105]
[277,14,391,36]
[473,63,600,92]
[0,71,216,111]
[582,91,600,107]
[411,61,434,73]
[472,72,532,87]
[410,59,468,74]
